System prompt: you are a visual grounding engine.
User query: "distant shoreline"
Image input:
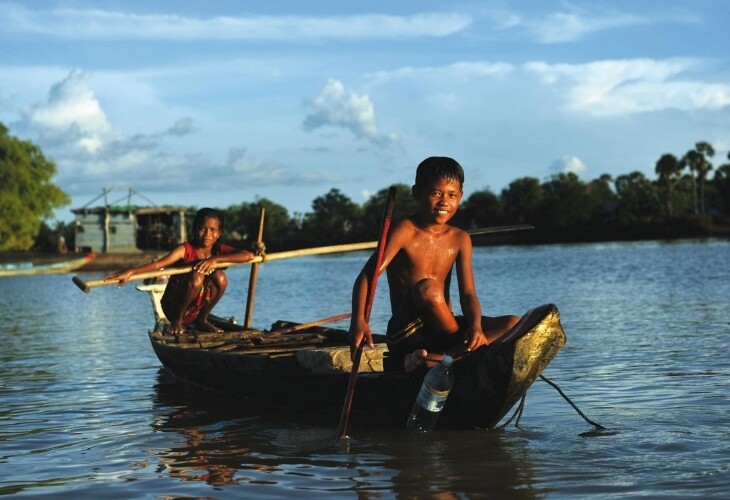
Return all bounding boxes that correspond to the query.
[3,230,729,273]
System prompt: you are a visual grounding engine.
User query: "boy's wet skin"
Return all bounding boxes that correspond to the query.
[349,157,519,372]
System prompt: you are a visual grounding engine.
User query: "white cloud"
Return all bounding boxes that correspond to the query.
[1,4,472,41]
[485,4,694,45]
[525,58,730,116]
[303,78,397,145]
[550,156,587,175]
[21,69,114,153]
[528,9,647,44]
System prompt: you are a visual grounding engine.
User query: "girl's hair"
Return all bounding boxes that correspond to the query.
[415,156,464,189]
[190,207,224,254]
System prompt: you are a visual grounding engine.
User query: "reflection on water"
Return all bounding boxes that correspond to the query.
[1,239,729,497]
[151,369,545,498]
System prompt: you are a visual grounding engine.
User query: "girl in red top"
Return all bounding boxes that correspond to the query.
[104,208,254,334]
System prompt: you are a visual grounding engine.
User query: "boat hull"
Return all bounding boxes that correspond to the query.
[148,303,566,430]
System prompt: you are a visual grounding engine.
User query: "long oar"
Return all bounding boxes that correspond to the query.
[244,208,266,328]
[468,223,533,236]
[71,224,533,293]
[337,186,396,441]
[266,313,352,337]
[71,241,378,293]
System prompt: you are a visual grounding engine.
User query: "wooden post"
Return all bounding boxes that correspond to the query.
[244,208,265,328]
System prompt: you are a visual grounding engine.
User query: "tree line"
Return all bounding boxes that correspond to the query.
[1,121,729,252]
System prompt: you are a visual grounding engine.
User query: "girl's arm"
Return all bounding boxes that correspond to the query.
[103,244,187,286]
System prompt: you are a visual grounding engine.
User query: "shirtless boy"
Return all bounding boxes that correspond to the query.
[348,157,519,371]
[104,208,254,335]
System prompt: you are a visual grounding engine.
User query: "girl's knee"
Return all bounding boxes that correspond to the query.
[212,270,227,289]
[190,272,206,288]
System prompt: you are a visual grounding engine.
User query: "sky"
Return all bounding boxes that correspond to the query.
[1,0,729,222]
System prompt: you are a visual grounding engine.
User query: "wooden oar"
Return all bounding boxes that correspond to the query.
[71,224,533,293]
[71,241,378,293]
[337,186,397,441]
[468,223,533,236]
[266,312,352,337]
[244,208,265,328]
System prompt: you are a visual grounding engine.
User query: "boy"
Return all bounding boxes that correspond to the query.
[104,208,255,335]
[348,157,519,371]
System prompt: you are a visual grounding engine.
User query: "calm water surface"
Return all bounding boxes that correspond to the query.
[1,239,729,498]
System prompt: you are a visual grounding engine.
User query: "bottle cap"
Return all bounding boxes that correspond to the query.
[442,355,453,366]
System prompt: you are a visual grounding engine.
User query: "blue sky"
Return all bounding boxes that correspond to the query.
[1,1,728,222]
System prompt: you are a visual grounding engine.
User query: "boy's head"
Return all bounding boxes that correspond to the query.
[414,156,464,190]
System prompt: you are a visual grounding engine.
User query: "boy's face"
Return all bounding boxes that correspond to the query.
[197,216,221,247]
[412,177,463,225]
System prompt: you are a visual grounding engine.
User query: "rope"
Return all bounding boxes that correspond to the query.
[540,375,606,430]
[497,393,527,429]
[497,375,606,431]
[252,241,267,261]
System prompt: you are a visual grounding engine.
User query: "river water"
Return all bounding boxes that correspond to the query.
[1,238,729,498]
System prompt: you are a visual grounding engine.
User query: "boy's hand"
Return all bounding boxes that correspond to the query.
[348,319,374,361]
[464,326,488,352]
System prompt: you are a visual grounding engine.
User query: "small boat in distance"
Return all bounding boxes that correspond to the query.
[137,283,566,430]
[0,253,96,277]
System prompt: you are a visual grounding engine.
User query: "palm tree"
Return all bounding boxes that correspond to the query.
[655,153,680,218]
[695,141,715,215]
[679,150,700,215]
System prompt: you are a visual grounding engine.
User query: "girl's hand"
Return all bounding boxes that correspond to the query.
[194,258,216,276]
[103,270,132,287]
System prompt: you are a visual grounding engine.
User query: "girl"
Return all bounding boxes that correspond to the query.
[104,208,254,334]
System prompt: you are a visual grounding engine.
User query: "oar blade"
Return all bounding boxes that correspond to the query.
[72,275,91,293]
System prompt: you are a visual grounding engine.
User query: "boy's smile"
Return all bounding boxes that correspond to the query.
[415,178,463,225]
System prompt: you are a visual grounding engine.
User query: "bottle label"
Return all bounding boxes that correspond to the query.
[416,382,449,412]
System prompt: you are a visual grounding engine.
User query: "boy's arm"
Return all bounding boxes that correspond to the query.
[455,231,488,350]
[348,256,376,358]
[347,222,408,359]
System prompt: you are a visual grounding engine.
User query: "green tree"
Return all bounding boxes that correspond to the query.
[712,152,730,217]
[302,188,362,245]
[0,123,70,250]
[539,172,594,229]
[694,141,715,215]
[460,187,506,228]
[680,142,715,215]
[223,197,291,251]
[359,184,417,239]
[614,171,661,223]
[501,177,544,225]
[654,153,681,218]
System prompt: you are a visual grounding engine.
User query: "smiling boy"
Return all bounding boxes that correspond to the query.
[348,157,519,371]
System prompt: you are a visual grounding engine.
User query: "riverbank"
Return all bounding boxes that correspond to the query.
[0,251,166,273]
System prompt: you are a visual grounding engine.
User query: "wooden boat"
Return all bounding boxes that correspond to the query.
[0,253,96,277]
[138,283,566,430]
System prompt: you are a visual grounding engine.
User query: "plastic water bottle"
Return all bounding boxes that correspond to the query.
[406,355,454,432]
